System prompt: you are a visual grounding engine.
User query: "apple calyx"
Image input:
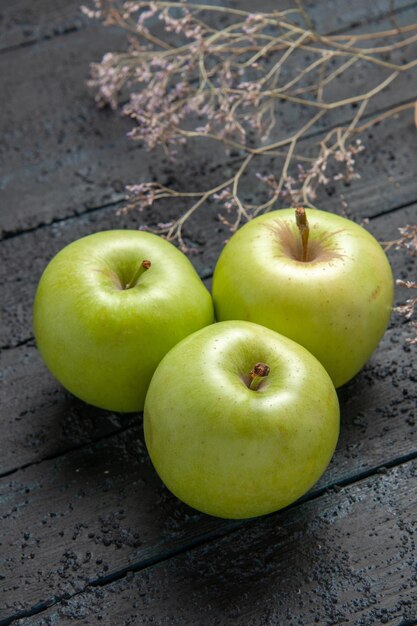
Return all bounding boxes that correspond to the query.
[295,207,309,262]
[248,362,270,391]
[125,259,151,289]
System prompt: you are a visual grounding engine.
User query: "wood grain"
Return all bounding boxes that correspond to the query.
[12,461,417,626]
[1,318,416,621]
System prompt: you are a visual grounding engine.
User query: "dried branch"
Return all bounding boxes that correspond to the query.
[83,1,417,243]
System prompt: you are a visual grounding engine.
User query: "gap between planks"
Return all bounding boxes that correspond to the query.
[0,25,80,56]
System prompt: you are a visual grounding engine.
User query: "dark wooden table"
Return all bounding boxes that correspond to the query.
[1,1,417,624]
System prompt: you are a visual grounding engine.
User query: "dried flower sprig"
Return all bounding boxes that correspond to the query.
[84,1,416,251]
[383,225,417,256]
[383,226,417,344]
[84,1,416,244]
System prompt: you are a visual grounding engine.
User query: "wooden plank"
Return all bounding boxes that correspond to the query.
[0,270,211,476]
[1,191,415,353]
[1,7,417,236]
[0,201,213,351]
[14,459,416,626]
[0,342,134,476]
[1,0,416,51]
[0,24,131,235]
[1,316,416,621]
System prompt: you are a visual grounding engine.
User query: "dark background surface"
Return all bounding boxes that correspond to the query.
[1,1,417,624]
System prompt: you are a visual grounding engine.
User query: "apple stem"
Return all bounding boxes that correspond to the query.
[295,207,309,262]
[125,259,151,289]
[249,362,270,391]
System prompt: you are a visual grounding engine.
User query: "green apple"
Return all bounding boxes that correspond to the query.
[212,208,394,388]
[144,320,339,519]
[33,230,214,412]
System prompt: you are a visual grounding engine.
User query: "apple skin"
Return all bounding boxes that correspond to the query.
[33,230,214,412]
[212,208,394,388]
[144,320,340,519]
